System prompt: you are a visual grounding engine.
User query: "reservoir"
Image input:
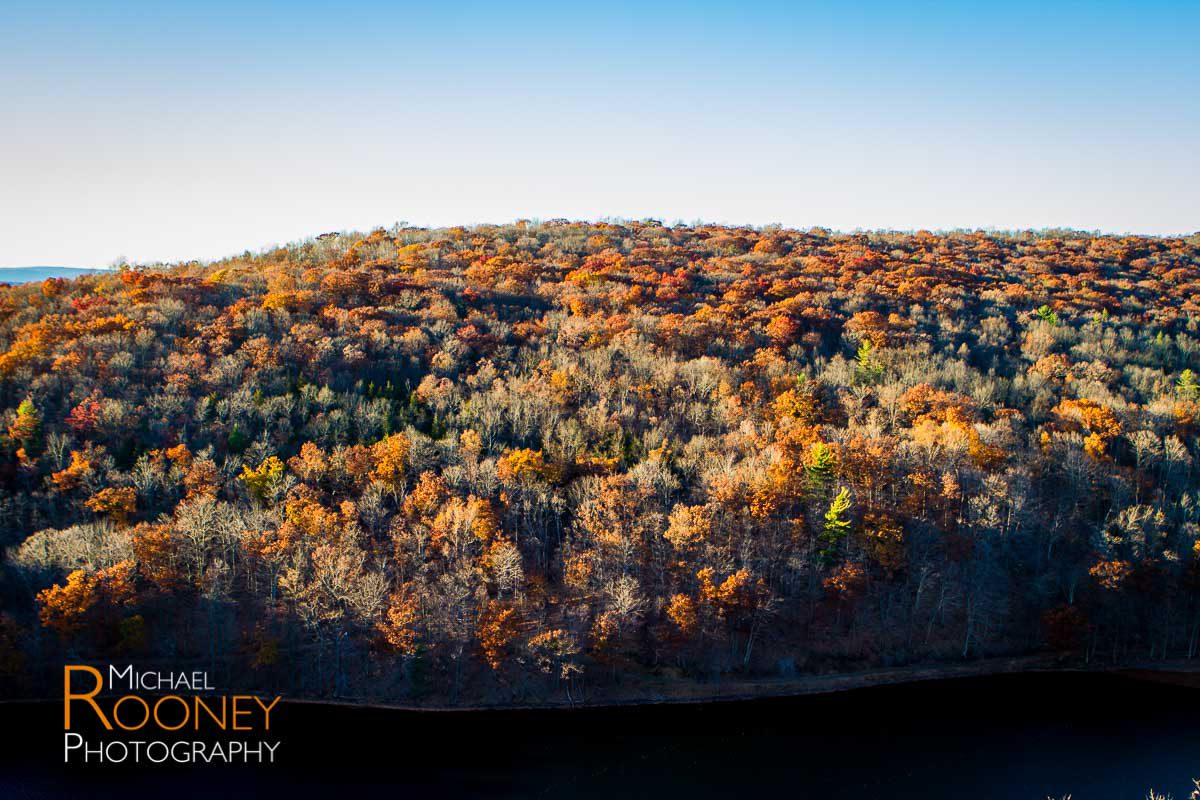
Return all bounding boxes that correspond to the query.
[3,671,1197,798]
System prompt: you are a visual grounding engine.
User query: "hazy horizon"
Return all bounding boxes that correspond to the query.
[5,217,1200,271]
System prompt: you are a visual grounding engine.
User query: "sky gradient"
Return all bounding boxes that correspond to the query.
[1,0,1197,267]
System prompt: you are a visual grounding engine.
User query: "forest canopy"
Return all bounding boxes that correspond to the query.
[2,221,1199,704]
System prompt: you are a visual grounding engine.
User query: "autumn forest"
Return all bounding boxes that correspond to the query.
[2,221,1199,705]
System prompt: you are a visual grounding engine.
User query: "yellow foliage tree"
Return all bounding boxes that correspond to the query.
[478,601,520,670]
[666,593,699,636]
[497,448,559,485]
[370,433,411,491]
[664,504,710,551]
[85,486,137,526]
[52,450,94,491]
[378,589,421,655]
[241,456,284,503]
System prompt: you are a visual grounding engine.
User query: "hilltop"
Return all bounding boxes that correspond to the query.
[0,221,1198,705]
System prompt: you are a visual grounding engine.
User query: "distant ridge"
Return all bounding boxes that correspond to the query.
[0,266,111,284]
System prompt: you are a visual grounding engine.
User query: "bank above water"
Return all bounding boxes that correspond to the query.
[280,655,1200,711]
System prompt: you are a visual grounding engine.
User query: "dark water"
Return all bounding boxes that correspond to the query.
[0,267,109,284]
[2,672,1197,799]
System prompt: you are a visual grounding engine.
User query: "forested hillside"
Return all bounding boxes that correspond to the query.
[2,221,1199,703]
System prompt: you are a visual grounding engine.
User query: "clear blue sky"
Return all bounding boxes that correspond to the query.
[1,0,1196,267]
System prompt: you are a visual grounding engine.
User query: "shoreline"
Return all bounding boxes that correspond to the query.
[282,657,1200,713]
[7,655,1197,712]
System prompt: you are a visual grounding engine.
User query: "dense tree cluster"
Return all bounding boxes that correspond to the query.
[2,221,1199,703]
